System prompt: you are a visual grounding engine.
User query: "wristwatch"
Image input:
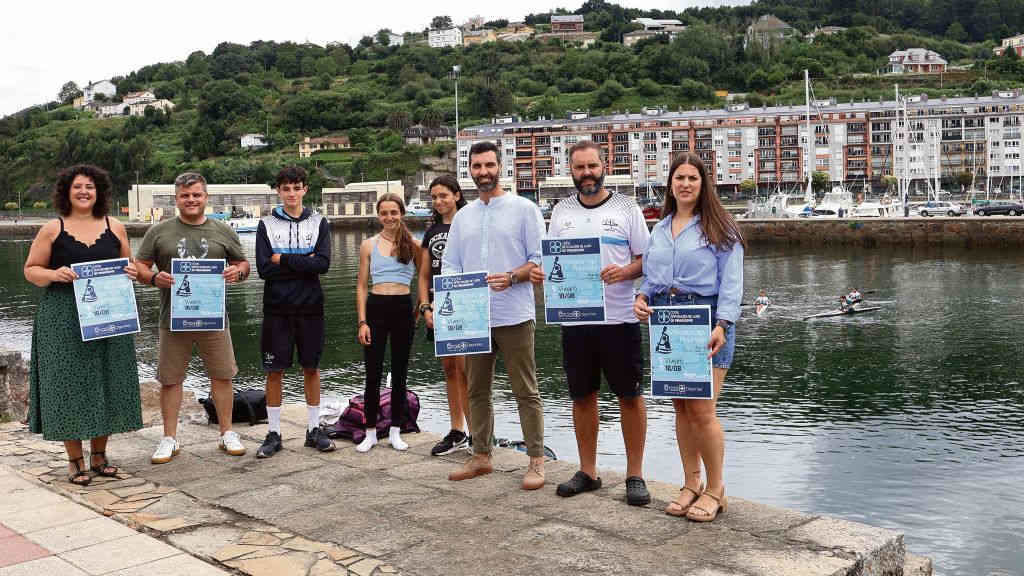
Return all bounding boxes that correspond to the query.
[715,319,732,332]
[419,303,433,314]
[507,271,517,285]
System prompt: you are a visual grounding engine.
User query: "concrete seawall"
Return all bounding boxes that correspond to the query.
[6,216,1024,248]
[738,217,1024,248]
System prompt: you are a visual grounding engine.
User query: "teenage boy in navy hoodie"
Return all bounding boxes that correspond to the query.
[255,166,335,457]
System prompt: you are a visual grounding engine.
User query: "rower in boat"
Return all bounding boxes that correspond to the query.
[839,295,851,312]
[847,288,863,305]
[804,295,881,320]
[754,290,771,316]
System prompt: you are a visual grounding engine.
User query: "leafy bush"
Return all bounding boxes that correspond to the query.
[3,202,18,210]
[637,79,662,97]
[32,201,47,209]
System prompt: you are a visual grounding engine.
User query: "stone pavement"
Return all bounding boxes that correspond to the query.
[0,410,932,576]
[0,462,228,575]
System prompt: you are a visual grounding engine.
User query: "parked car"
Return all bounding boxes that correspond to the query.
[918,201,964,217]
[975,202,1024,216]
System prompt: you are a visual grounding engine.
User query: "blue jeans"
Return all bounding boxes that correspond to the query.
[649,292,735,369]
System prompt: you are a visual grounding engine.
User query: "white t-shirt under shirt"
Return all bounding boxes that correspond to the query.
[547,192,650,324]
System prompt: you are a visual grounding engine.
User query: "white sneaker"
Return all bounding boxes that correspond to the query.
[151,436,179,464]
[219,430,246,456]
[356,428,377,453]
[389,426,408,451]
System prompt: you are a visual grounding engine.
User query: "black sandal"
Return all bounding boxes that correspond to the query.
[68,457,91,486]
[89,451,118,477]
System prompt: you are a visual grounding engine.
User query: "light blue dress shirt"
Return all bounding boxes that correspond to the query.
[638,213,744,323]
[442,192,545,328]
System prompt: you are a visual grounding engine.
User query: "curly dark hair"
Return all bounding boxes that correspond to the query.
[275,165,308,188]
[53,164,112,218]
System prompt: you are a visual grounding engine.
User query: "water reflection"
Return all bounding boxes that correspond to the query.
[1,232,1022,575]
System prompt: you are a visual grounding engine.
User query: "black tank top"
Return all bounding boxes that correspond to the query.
[48,217,121,270]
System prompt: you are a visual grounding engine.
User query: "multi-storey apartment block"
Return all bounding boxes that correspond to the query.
[457,91,1024,201]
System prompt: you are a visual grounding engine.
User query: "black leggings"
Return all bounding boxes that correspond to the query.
[362,293,414,427]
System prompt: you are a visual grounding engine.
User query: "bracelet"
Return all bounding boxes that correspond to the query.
[150,272,158,286]
[358,320,368,328]
[507,271,516,285]
[419,304,433,313]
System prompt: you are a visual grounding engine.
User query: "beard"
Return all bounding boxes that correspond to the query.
[473,173,498,193]
[573,172,605,196]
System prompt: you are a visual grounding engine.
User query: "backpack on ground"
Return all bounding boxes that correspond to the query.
[329,388,420,442]
[199,389,268,426]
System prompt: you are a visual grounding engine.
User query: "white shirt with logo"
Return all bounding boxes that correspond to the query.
[548,192,650,324]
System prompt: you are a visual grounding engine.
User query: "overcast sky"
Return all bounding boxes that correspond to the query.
[1,0,750,117]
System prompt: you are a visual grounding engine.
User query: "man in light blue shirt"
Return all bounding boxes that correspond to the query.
[442,140,547,491]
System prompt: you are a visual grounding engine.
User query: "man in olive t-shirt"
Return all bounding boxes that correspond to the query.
[135,172,251,463]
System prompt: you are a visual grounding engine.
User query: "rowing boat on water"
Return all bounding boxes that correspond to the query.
[803,305,881,320]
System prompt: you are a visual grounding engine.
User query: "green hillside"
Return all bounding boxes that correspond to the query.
[2,0,1023,208]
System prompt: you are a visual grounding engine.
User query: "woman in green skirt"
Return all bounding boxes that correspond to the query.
[23,164,143,485]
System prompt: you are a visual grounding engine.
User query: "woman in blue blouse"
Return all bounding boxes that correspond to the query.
[633,152,745,522]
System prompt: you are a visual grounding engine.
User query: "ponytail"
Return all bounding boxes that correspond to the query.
[395,220,416,264]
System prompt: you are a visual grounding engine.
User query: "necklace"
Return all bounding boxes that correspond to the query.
[380,233,396,242]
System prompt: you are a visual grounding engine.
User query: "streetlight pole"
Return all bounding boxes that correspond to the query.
[452,65,460,136]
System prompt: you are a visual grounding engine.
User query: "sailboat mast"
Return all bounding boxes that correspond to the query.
[805,69,813,205]
[894,84,902,210]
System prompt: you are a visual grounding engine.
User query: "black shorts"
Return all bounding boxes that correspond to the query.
[561,323,644,400]
[261,314,325,371]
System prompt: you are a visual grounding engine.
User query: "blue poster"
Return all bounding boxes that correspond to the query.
[649,305,713,399]
[432,271,491,357]
[71,258,140,341]
[170,258,225,331]
[541,236,606,324]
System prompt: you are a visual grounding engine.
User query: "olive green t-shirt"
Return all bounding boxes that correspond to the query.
[136,217,245,329]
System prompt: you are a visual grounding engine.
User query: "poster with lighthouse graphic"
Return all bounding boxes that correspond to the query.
[432,271,490,357]
[649,305,712,399]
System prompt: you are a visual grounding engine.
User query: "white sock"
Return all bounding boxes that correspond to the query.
[356,428,377,452]
[389,426,408,451]
[267,406,282,434]
[307,404,319,432]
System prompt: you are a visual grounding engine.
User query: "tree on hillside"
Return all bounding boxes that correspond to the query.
[420,108,443,129]
[388,110,410,132]
[58,81,81,104]
[466,77,514,118]
[376,29,393,46]
[431,15,453,29]
[592,79,624,109]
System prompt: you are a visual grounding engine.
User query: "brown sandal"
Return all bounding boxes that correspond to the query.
[89,451,118,477]
[665,484,703,517]
[68,457,91,486]
[686,488,727,522]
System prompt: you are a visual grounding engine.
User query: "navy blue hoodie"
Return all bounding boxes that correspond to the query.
[255,206,330,315]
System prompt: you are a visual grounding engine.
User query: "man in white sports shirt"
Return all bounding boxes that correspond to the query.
[530,140,652,506]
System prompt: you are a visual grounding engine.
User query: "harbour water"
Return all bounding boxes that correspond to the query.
[1,230,1022,575]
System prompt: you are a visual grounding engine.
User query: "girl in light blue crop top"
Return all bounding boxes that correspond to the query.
[355,193,421,455]
[369,237,416,285]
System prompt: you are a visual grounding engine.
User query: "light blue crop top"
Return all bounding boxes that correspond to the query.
[370,237,415,285]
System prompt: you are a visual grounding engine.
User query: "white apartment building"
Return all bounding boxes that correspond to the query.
[457,90,1024,199]
[81,80,116,105]
[241,133,267,149]
[428,27,462,48]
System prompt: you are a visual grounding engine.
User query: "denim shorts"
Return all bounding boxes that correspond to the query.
[649,292,735,369]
